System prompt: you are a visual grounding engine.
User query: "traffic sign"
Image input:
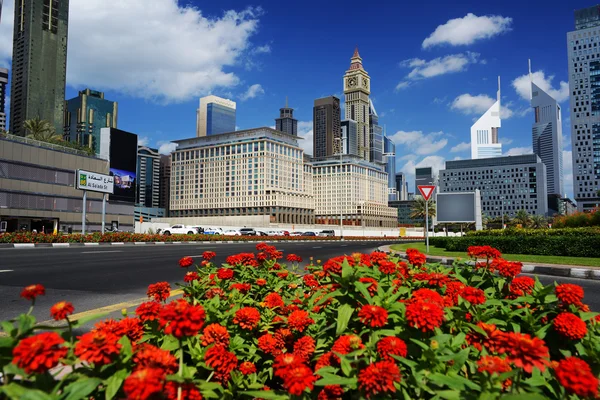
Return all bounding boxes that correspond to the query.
[418,185,436,201]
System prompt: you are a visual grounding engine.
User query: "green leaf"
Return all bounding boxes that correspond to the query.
[104,370,128,400]
[315,375,358,386]
[354,282,374,305]
[240,391,289,400]
[429,373,480,391]
[523,375,546,387]
[339,355,352,377]
[336,304,354,335]
[17,314,36,334]
[63,377,102,400]
[434,390,462,400]
[410,338,430,350]
[341,260,354,279]
[70,313,108,329]
[501,395,547,400]
[161,335,180,351]
[580,312,599,322]
[1,321,14,334]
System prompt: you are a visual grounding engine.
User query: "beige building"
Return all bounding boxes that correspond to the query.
[196,95,237,137]
[170,128,315,224]
[0,133,134,233]
[311,155,397,227]
[344,48,371,161]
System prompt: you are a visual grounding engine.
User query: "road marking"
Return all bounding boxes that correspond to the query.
[0,270,13,273]
[312,246,322,249]
[340,245,348,247]
[14,243,35,248]
[80,250,123,254]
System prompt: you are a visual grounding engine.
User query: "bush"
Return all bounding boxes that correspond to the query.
[553,209,600,228]
[1,245,599,399]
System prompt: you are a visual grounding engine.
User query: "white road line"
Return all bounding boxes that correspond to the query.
[0,270,13,273]
[80,250,123,254]
[312,246,322,249]
[340,245,348,247]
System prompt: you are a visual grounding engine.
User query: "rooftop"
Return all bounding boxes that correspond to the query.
[444,154,542,170]
[173,127,302,150]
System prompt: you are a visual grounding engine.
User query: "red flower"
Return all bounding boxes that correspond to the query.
[303,274,320,288]
[203,251,216,261]
[370,251,388,265]
[460,286,486,305]
[293,336,316,362]
[277,270,289,279]
[205,345,238,383]
[230,283,251,294]
[497,332,550,373]
[509,277,535,298]
[159,298,206,338]
[12,332,67,374]
[239,361,257,375]
[136,301,161,322]
[21,284,45,301]
[256,278,267,286]
[74,330,121,365]
[273,353,303,378]
[358,305,388,328]
[405,301,445,332]
[226,252,256,266]
[413,272,450,287]
[205,288,226,299]
[332,335,364,355]
[281,364,317,396]
[164,382,203,400]
[258,333,283,355]
[358,277,378,296]
[492,259,522,278]
[287,310,315,332]
[410,288,445,306]
[358,360,402,399]
[378,261,397,275]
[179,256,194,268]
[553,312,587,340]
[287,254,303,263]
[444,281,466,306]
[315,352,340,371]
[184,271,200,283]
[118,317,144,343]
[318,385,345,400]
[147,281,171,302]
[262,293,285,311]
[233,307,261,330]
[376,337,408,361]
[555,284,584,306]
[477,356,511,375]
[217,268,234,280]
[133,343,178,373]
[467,246,502,260]
[466,322,504,353]
[406,248,426,267]
[555,357,599,398]
[123,367,165,400]
[50,301,74,321]
[200,323,230,347]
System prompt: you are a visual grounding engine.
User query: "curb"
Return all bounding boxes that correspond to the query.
[379,245,600,281]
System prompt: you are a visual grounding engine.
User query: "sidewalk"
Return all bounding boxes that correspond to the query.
[378,245,600,281]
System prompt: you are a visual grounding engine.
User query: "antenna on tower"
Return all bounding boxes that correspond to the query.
[285,96,288,108]
[497,76,501,102]
[528,59,533,100]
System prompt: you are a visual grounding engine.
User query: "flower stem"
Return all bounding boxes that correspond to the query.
[177,340,184,400]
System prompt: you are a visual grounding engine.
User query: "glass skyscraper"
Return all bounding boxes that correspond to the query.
[196,95,236,137]
[369,100,383,164]
[384,136,396,201]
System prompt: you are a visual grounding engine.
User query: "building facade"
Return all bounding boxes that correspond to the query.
[369,99,383,164]
[343,48,371,161]
[0,68,7,131]
[64,89,118,153]
[568,6,600,211]
[159,154,171,214]
[439,154,548,218]
[311,155,397,227]
[395,172,408,201]
[313,96,341,158]
[137,146,161,208]
[388,200,422,226]
[10,0,69,137]
[384,135,396,201]
[341,119,359,156]
[471,78,503,159]
[415,167,434,194]
[275,98,298,136]
[170,128,315,224]
[196,95,236,137]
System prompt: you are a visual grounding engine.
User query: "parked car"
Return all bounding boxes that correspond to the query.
[289,231,304,237]
[191,226,204,234]
[303,231,316,236]
[223,229,241,236]
[256,231,268,236]
[239,228,257,236]
[160,225,197,235]
[267,230,285,236]
[318,230,335,237]
[204,227,224,235]
[282,230,290,236]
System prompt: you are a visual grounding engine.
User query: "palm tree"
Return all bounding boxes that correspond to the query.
[514,209,531,227]
[410,197,436,226]
[23,118,61,142]
[530,214,547,229]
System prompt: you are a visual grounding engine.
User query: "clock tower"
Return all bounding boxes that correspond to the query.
[343,47,371,161]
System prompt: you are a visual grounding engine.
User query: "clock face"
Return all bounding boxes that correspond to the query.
[362,79,369,89]
[347,77,357,88]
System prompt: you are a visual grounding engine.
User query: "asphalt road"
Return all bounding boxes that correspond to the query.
[0,242,598,326]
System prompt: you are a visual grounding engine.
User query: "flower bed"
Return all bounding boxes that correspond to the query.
[1,245,599,399]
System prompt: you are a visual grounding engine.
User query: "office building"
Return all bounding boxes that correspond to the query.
[64,89,118,153]
[344,48,371,161]
[313,96,341,158]
[384,136,397,201]
[275,98,298,136]
[568,6,600,211]
[159,154,171,214]
[170,128,315,224]
[0,133,134,233]
[311,155,397,227]
[0,68,7,131]
[415,167,434,194]
[341,119,359,156]
[196,95,236,137]
[395,172,408,201]
[137,146,161,208]
[369,100,383,164]
[388,200,423,226]
[10,0,69,137]
[471,78,503,159]
[439,154,548,217]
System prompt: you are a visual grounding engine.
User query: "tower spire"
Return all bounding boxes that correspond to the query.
[285,96,288,108]
[528,59,533,100]
[353,46,360,59]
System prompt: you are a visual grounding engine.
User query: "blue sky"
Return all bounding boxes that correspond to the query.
[0,0,591,198]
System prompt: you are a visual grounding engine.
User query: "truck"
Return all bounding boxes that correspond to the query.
[160,225,198,235]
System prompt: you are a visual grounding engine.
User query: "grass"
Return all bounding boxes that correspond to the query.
[390,242,600,268]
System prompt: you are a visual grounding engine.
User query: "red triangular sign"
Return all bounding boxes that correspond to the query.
[418,185,436,201]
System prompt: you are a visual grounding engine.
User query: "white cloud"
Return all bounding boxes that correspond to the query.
[138,136,150,146]
[0,0,12,68]
[239,84,264,101]
[450,142,471,153]
[499,137,513,145]
[512,70,569,103]
[400,155,446,189]
[389,130,448,155]
[395,81,411,91]
[422,13,512,49]
[0,1,265,103]
[563,150,573,199]
[297,121,313,156]
[401,52,481,80]
[252,45,271,54]
[503,146,532,156]
[158,142,178,155]
[450,93,514,119]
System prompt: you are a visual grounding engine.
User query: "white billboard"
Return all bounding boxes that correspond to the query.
[76,170,114,194]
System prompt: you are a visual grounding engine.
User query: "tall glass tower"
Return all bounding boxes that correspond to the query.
[384,136,396,201]
[369,99,383,164]
[196,95,236,137]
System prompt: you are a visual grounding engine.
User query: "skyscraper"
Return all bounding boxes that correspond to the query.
[10,0,69,137]
[64,89,118,153]
[529,61,564,200]
[343,48,371,161]
[137,146,161,208]
[568,6,600,211]
[470,77,503,159]
[196,95,236,137]
[341,119,358,156]
[0,68,7,132]
[384,136,397,201]
[369,99,383,164]
[0,0,4,23]
[313,96,341,158]
[275,97,298,136]
[159,154,171,215]
[415,167,434,194]
[395,172,408,201]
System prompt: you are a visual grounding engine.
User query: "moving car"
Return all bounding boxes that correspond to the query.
[319,230,335,237]
[160,225,197,235]
[223,229,241,236]
[239,228,257,236]
[303,231,316,236]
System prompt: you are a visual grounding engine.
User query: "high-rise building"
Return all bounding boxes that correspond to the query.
[395,172,408,201]
[0,68,7,131]
[529,62,564,203]
[341,119,358,156]
[275,98,298,136]
[10,0,69,137]
[0,0,4,23]
[137,146,161,208]
[369,99,383,164]
[343,48,371,161]
[64,89,118,153]
[568,6,600,211]
[159,154,171,215]
[471,77,503,159]
[196,95,236,137]
[313,96,341,158]
[384,136,396,201]
[415,167,434,194]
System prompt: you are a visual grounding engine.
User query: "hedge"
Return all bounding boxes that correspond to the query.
[466,227,600,237]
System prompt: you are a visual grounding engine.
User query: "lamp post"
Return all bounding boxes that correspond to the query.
[335,138,344,239]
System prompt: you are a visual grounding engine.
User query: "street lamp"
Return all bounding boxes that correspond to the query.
[335,138,344,239]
